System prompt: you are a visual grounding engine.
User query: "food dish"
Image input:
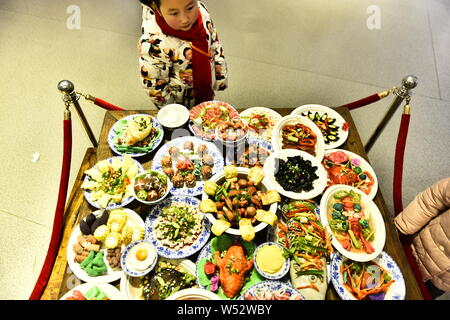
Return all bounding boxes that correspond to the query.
[291,104,349,149]
[319,185,386,262]
[189,101,240,140]
[263,149,327,200]
[157,104,190,129]
[108,113,164,157]
[67,208,145,283]
[225,137,273,168]
[132,170,172,205]
[151,136,224,197]
[145,196,211,259]
[119,258,197,300]
[120,240,158,277]
[166,288,222,300]
[239,280,304,300]
[322,149,378,199]
[60,282,123,300]
[240,107,282,142]
[215,118,249,146]
[81,155,144,210]
[253,242,290,280]
[330,251,406,300]
[271,115,325,161]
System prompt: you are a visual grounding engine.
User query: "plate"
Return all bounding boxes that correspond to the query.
[120,240,158,277]
[119,258,196,300]
[82,156,144,210]
[166,288,222,300]
[60,282,123,300]
[271,114,325,161]
[239,280,304,300]
[291,104,349,149]
[253,242,290,280]
[323,149,378,199]
[330,251,406,300]
[108,113,164,157]
[151,136,224,197]
[263,149,328,200]
[67,208,145,283]
[225,137,273,168]
[319,185,386,262]
[144,196,211,259]
[188,101,240,141]
[239,107,282,141]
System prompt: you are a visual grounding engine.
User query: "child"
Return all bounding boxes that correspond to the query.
[138,0,228,109]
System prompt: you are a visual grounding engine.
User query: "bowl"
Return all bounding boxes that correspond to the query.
[166,288,222,300]
[214,119,249,147]
[201,167,278,237]
[132,170,172,205]
[120,240,158,277]
[157,104,190,129]
[254,242,290,279]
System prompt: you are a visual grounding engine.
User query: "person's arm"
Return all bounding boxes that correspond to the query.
[394,177,450,235]
[209,21,228,91]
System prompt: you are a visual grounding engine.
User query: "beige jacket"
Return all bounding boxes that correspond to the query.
[394,177,450,291]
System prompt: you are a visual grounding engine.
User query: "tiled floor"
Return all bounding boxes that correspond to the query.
[0,0,448,300]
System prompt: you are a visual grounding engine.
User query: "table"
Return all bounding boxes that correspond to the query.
[41,107,423,300]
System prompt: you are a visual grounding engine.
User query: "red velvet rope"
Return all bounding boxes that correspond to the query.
[93,98,124,111]
[29,119,72,300]
[338,93,381,110]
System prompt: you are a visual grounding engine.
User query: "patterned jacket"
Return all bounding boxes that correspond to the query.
[138,1,228,108]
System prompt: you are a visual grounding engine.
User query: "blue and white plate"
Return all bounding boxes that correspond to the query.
[253,242,290,280]
[120,240,158,277]
[108,114,164,157]
[144,196,211,259]
[330,251,406,300]
[151,136,224,196]
[225,137,273,167]
[83,156,144,210]
[239,280,304,300]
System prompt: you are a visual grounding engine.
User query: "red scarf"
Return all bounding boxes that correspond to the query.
[155,8,213,105]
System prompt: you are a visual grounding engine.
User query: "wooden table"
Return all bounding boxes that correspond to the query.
[41,107,423,300]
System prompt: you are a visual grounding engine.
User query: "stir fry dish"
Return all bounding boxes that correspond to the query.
[327,190,375,254]
[301,111,340,145]
[340,259,395,300]
[277,200,332,295]
[322,151,375,196]
[281,123,317,156]
[274,155,319,193]
[153,202,204,251]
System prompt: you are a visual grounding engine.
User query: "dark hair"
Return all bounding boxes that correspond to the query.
[139,0,161,8]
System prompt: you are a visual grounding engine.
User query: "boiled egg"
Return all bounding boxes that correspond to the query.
[126,242,157,271]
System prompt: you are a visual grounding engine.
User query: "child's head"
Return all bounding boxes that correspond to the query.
[140,0,199,31]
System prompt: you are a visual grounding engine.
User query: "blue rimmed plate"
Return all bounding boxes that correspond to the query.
[253,242,290,280]
[82,156,144,210]
[330,251,406,300]
[120,240,158,277]
[239,280,304,300]
[144,196,211,259]
[151,136,224,196]
[108,113,164,157]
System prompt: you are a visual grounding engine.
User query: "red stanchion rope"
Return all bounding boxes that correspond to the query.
[92,97,124,111]
[338,93,383,110]
[393,113,433,300]
[29,119,72,300]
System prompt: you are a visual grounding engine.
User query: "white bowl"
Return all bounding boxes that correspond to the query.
[201,167,277,237]
[132,170,172,205]
[254,242,290,280]
[319,185,386,262]
[157,104,190,129]
[120,240,158,277]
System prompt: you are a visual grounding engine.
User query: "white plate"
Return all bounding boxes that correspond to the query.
[239,280,304,300]
[202,167,277,237]
[144,196,211,259]
[82,156,144,210]
[323,149,378,199]
[119,258,196,300]
[263,149,328,200]
[271,114,325,161]
[67,208,145,283]
[225,137,273,168]
[330,251,406,300]
[166,288,222,300]
[108,114,164,157]
[291,104,349,149]
[319,185,386,262]
[151,136,224,197]
[253,242,290,280]
[60,282,123,300]
[120,240,158,277]
[239,107,282,142]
